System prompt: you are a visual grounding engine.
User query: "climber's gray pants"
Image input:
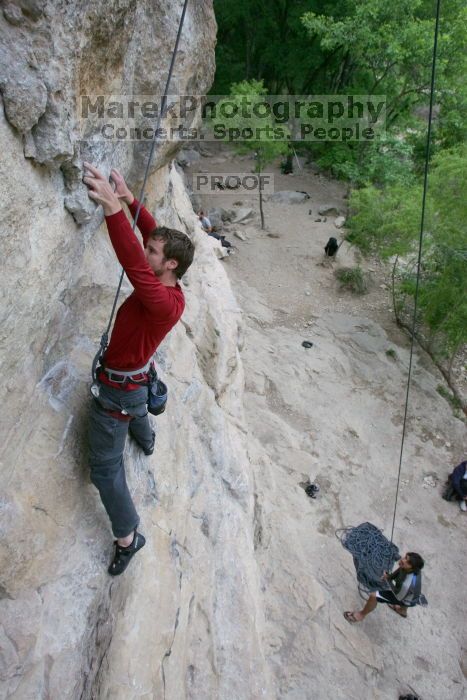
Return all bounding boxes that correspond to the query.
[88,381,153,538]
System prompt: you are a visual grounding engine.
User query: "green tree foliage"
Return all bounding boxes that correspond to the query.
[212,0,332,94]
[213,0,466,183]
[213,80,289,227]
[300,0,467,180]
[214,0,466,135]
[212,1,466,359]
[302,0,434,115]
[313,133,416,187]
[220,79,288,161]
[418,145,467,351]
[348,144,467,353]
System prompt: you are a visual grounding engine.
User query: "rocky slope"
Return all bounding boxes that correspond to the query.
[192,149,467,700]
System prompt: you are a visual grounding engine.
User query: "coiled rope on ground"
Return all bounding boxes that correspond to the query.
[336,523,399,596]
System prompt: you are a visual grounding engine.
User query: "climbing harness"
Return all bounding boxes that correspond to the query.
[90,0,190,395]
[337,0,441,597]
[102,360,153,384]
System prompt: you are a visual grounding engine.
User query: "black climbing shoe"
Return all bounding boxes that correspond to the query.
[131,430,156,456]
[108,530,146,576]
[143,431,156,456]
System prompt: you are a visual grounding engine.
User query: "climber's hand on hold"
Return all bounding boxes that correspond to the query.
[109,168,134,206]
[83,162,122,217]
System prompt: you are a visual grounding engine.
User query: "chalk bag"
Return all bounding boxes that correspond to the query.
[148,373,168,416]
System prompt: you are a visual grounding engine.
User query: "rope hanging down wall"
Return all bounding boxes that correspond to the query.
[91,0,190,383]
[337,0,442,594]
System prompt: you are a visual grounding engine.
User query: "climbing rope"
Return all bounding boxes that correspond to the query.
[389,0,441,547]
[336,523,399,596]
[337,0,442,591]
[91,0,190,382]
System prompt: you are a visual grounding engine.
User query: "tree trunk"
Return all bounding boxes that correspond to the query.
[257,149,265,229]
[391,255,400,322]
[259,189,265,230]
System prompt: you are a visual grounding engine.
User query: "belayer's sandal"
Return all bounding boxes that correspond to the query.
[343,611,360,624]
[388,604,407,618]
[108,530,146,576]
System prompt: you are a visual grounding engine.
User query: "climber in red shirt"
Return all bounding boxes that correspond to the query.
[83,163,195,575]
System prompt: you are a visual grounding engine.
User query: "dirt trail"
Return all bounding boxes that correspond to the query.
[188,146,467,700]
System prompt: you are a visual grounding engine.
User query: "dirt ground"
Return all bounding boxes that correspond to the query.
[187,145,467,700]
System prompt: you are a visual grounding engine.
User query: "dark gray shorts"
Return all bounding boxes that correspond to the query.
[375,590,407,607]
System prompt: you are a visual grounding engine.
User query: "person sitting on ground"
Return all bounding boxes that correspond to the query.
[198,210,212,233]
[198,210,233,252]
[324,236,339,257]
[443,460,467,511]
[344,552,424,623]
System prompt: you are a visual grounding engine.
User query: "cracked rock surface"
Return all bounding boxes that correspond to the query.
[0,0,216,222]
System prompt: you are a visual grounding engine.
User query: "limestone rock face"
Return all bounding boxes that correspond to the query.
[0,3,279,698]
[0,111,274,697]
[0,0,216,221]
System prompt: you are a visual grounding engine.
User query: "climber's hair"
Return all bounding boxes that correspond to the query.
[150,227,195,279]
[406,552,424,572]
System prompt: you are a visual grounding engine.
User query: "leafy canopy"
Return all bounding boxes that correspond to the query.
[348,144,467,352]
[214,79,289,165]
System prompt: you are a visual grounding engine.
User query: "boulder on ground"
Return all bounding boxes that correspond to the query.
[176,148,201,167]
[334,216,346,228]
[318,204,340,216]
[206,211,223,229]
[207,207,235,228]
[232,207,254,223]
[213,244,229,259]
[234,231,247,241]
[198,147,214,157]
[243,226,257,238]
[269,190,310,204]
[223,208,236,221]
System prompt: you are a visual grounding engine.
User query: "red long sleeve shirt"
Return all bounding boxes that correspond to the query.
[101,199,185,374]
